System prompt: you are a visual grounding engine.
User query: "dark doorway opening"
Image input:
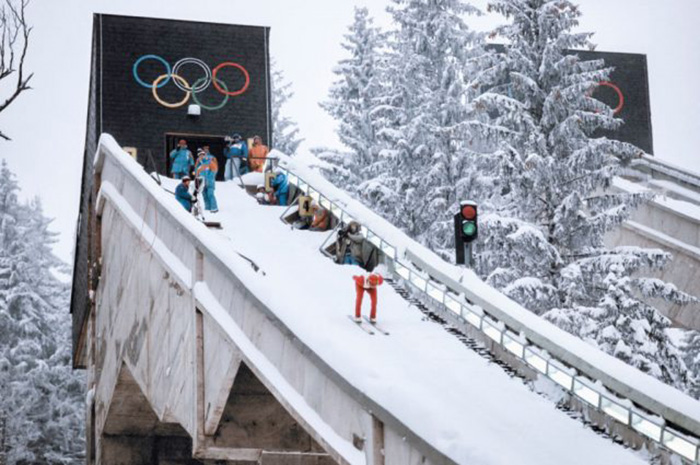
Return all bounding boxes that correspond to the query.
[165,133,228,181]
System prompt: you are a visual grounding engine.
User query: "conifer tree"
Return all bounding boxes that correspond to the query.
[320,7,385,190]
[360,0,490,253]
[684,332,700,398]
[0,160,84,464]
[271,61,303,155]
[471,0,694,389]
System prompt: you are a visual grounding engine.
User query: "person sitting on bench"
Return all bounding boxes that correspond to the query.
[336,221,364,266]
[175,176,194,211]
[309,203,330,231]
[271,167,289,206]
[255,184,274,205]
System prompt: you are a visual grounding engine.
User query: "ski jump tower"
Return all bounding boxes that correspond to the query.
[73,13,273,365]
[72,14,700,465]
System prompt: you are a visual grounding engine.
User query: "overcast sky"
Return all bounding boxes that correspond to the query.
[2,0,699,262]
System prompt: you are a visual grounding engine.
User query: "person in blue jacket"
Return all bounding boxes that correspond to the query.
[195,145,219,212]
[170,139,194,179]
[175,176,194,211]
[223,133,248,181]
[271,167,289,206]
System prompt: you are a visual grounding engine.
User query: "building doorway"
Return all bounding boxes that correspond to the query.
[165,133,228,181]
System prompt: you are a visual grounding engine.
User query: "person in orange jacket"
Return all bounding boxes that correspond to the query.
[195,145,219,212]
[310,203,330,231]
[353,273,384,323]
[249,135,270,172]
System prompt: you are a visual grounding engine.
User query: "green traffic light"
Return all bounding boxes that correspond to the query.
[462,221,476,236]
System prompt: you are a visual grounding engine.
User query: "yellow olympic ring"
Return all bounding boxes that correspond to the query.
[151,73,191,108]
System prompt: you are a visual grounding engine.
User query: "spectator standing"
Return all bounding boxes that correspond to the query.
[195,145,219,212]
[224,133,248,180]
[170,139,194,179]
[248,135,270,172]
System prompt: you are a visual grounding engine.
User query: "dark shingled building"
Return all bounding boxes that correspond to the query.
[579,49,654,155]
[71,14,271,367]
[487,44,654,155]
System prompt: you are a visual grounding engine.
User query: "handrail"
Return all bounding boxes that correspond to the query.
[635,154,700,191]
[279,164,700,464]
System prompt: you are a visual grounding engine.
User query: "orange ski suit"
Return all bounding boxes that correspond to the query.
[249,144,269,172]
[353,273,384,320]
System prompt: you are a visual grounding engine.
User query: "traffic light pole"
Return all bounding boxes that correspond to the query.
[454,213,465,265]
[454,204,477,268]
[464,243,473,268]
[454,214,474,268]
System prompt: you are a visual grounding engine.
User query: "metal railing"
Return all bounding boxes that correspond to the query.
[633,154,700,193]
[279,165,700,464]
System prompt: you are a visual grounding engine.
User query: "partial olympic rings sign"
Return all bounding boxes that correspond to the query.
[132,54,250,110]
[597,81,624,115]
[589,80,624,116]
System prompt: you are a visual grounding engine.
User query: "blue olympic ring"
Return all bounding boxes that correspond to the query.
[133,54,172,89]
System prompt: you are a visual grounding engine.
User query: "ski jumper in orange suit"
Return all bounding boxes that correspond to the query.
[353,273,384,321]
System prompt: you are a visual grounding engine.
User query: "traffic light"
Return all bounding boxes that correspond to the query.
[459,202,478,243]
[454,201,478,266]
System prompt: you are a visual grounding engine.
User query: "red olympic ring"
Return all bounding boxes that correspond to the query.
[212,62,250,97]
[595,81,624,115]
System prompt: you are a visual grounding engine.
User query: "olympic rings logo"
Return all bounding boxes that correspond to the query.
[132,54,250,111]
[589,80,624,115]
[596,81,624,115]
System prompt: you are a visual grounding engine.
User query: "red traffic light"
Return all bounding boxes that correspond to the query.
[461,205,476,220]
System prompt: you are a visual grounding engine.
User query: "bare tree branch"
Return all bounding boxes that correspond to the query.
[0,7,7,73]
[0,0,32,140]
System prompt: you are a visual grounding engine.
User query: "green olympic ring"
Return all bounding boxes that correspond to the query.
[191,76,229,111]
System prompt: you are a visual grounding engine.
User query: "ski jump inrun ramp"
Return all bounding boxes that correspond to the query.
[80,135,700,465]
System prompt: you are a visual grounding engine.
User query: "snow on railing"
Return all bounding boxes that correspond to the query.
[633,154,700,193]
[281,166,700,464]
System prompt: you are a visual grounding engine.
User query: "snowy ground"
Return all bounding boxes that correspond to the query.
[180,178,647,465]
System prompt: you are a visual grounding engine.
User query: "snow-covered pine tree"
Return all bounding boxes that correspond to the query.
[271,61,303,156]
[362,0,489,254]
[684,332,700,398]
[320,7,385,190]
[472,0,695,389]
[0,160,85,464]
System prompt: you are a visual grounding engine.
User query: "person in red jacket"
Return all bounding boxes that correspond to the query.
[353,273,384,323]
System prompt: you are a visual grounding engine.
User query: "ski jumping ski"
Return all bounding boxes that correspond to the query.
[347,315,374,335]
[363,316,390,335]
